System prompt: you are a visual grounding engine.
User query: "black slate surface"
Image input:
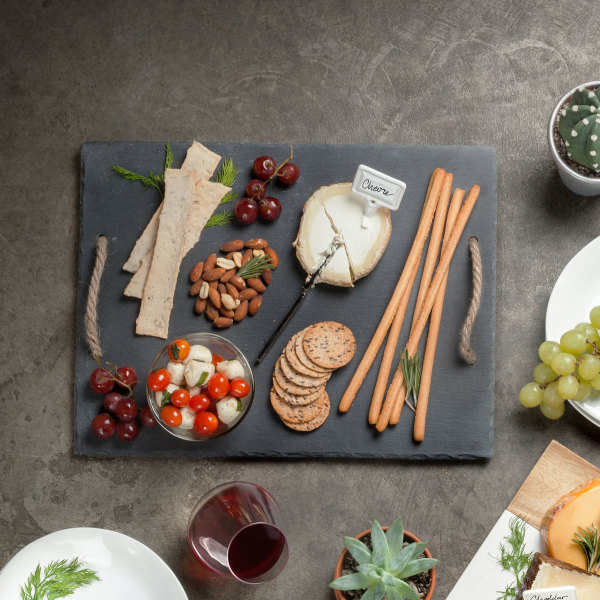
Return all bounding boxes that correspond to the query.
[75,142,496,459]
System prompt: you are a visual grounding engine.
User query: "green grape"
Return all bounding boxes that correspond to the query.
[538,341,561,365]
[542,381,564,408]
[550,352,577,376]
[591,374,600,391]
[540,400,565,420]
[557,375,579,400]
[577,354,600,380]
[575,322,600,349]
[533,362,558,385]
[590,306,600,329]
[573,381,591,402]
[519,382,543,408]
[559,329,587,356]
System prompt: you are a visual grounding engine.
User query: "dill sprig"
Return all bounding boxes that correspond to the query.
[493,517,533,600]
[20,557,100,600]
[573,524,600,573]
[401,351,422,412]
[236,255,275,279]
[213,157,240,205]
[206,210,235,227]
[112,143,173,198]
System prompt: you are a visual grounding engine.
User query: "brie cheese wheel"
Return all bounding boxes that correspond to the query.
[293,183,392,287]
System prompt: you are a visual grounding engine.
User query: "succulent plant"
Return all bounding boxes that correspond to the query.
[558,86,600,171]
[329,517,438,600]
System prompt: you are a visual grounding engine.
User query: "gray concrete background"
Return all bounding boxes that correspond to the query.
[1,1,599,598]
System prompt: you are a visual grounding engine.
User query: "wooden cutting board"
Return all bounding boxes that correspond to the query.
[507,440,600,530]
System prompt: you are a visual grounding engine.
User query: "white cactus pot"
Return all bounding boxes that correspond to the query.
[548,80,600,196]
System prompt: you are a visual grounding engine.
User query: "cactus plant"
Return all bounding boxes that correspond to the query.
[329,517,438,600]
[558,85,600,171]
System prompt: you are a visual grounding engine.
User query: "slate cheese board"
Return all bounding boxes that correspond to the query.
[75,142,496,459]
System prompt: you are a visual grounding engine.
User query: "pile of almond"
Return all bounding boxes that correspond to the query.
[189,238,278,329]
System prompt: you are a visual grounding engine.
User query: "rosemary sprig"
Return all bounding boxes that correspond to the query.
[20,558,100,600]
[236,255,275,279]
[573,524,600,573]
[401,351,422,410]
[112,143,172,198]
[493,517,533,600]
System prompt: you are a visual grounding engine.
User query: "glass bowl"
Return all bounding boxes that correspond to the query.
[146,332,254,441]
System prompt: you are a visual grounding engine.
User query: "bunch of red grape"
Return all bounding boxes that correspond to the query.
[235,153,300,225]
[89,365,156,441]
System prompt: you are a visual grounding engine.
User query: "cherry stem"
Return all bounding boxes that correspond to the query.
[94,357,134,397]
[257,144,294,196]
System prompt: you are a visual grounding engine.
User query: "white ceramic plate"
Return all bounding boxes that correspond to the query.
[0,528,188,599]
[546,235,600,427]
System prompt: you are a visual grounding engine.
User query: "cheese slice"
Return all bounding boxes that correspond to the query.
[293,183,391,287]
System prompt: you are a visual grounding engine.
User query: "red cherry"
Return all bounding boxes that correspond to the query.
[116,398,139,422]
[103,392,123,414]
[259,197,282,222]
[253,155,277,180]
[278,162,300,185]
[91,413,115,439]
[90,368,114,394]
[139,405,157,427]
[246,179,266,200]
[116,366,138,388]
[235,197,259,225]
[116,420,140,441]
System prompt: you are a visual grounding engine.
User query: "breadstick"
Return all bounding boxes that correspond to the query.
[376,184,481,431]
[414,187,465,441]
[338,168,446,413]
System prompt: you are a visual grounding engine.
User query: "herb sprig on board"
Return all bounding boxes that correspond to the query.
[20,558,100,600]
[573,524,600,573]
[493,517,533,600]
[236,255,274,279]
[401,351,422,412]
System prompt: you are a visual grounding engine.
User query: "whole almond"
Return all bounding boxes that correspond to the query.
[216,257,236,270]
[247,277,266,293]
[225,283,239,300]
[225,251,235,260]
[219,307,235,318]
[217,283,227,295]
[230,275,246,290]
[208,288,221,308]
[205,304,219,321]
[221,293,236,310]
[241,248,253,265]
[190,279,204,296]
[220,268,235,283]
[245,238,268,250]
[194,298,207,314]
[208,280,218,290]
[232,252,243,268]
[249,295,262,316]
[264,246,279,268]
[239,288,257,301]
[199,281,209,299]
[234,300,248,321]
[261,269,272,286]
[203,267,226,281]
[189,261,204,283]
[221,240,245,253]
[252,249,265,257]
[205,253,217,270]
[214,317,233,329]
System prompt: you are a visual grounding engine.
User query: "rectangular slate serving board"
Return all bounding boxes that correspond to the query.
[75,142,496,459]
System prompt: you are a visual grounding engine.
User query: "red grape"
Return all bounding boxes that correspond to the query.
[90,368,114,394]
[246,179,266,200]
[259,197,282,222]
[235,197,259,225]
[139,405,157,427]
[103,392,123,414]
[91,413,115,439]
[116,398,139,422]
[278,162,300,185]
[253,155,276,180]
[116,420,140,441]
[116,366,138,388]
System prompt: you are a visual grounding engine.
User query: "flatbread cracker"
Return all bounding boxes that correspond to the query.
[303,321,356,369]
[284,332,327,378]
[273,358,324,396]
[270,387,327,423]
[295,329,331,374]
[272,377,323,406]
[280,354,330,388]
[280,392,330,431]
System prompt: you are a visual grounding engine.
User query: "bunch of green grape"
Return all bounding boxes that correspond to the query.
[519,306,600,419]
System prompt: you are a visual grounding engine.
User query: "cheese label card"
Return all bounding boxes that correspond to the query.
[522,586,577,600]
[351,164,406,219]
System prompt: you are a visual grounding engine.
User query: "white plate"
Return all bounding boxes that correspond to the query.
[0,528,188,600]
[546,235,600,427]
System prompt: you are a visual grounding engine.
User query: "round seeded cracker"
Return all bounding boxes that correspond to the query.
[280,354,330,388]
[302,321,356,369]
[272,374,324,406]
[273,358,325,396]
[285,332,327,378]
[280,391,330,431]
[295,329,331,374]
[270,387,328,423]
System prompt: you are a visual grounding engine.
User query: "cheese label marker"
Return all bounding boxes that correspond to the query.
[522,586,577,600]
[351,164,406,223]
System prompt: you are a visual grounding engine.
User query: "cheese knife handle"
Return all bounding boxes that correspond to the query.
[255,288,309,365]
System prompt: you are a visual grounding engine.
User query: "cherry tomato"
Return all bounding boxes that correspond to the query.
[207,373,229,400]
[148,368,170,391]
[171,388,190,408]
[211,354,224,368]
[160,405,182,427]
[193,411,219,435]
[229,378,251,399]
[168,339,190,362]
[189,393,211,412]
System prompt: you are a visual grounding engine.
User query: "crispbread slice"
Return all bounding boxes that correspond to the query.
[181,141,221,177]
[285,332,327,378]
[280,392,330,431]
[272,377,323,406]
[280,354,330,388]
[273,358,324,396]
[294,329,331,374]
[303,321,356,369]
[270,387,327,424]
[123,207,161,274]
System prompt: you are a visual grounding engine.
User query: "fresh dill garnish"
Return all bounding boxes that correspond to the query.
[213,157,240,206]
[236,255,275,279]
[112,143,172,198]
[493,517,533,600]
[19,557,100,600]
[205,210,235,227]
[401,351,422,411]
[573,524,600,573]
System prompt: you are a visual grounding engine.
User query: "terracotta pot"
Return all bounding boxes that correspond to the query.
[548,80,600,196]
[332,527,437,600]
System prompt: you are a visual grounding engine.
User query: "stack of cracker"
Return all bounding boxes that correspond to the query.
[271,322,356,431]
